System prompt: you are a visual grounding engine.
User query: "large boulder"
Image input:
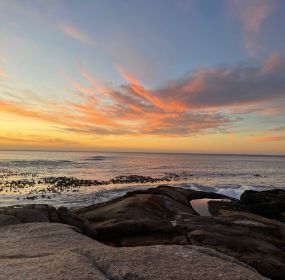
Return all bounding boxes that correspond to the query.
[0,214,20,226]
[0,204,58,223]
[0,222,267,280]
[240,189,285,222]
[185,212,285,280]
[0,204,97,238]
[75,185,232,245]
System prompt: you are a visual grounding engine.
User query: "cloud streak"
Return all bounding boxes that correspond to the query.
[60,23,96,46]
[251,135,285,143]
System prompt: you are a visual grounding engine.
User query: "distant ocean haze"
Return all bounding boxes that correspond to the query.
[0,151,284,207]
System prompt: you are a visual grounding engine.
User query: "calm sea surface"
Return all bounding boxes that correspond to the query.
[0,151,284,207]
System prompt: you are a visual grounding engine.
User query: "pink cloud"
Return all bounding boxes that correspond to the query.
[261,53,283,74]
[156,54,285,111]
[60,23,96,46]
[229,0,276,54]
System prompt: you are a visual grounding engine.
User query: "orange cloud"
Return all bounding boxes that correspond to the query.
[117,67,188,113]
[60,23,96,46]
[0,68,8,79]
[251,135,285,143]
[0,68,232,138]
[0,135,77,146]
[2,54,285,139]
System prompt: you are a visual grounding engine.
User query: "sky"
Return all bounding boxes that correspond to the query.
[0,0,285,154]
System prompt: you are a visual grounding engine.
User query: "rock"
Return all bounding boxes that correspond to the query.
[0,222,268,280]
[185,213,285,280]
[57,206,97,238]
[240,189,285,222]
[2,208,50,223]
[0,204,56,224]
[75,186,285,279]
[1,187,284,279]
[74,186,237,246]
[0,204,96,237]
[0,214,20,226]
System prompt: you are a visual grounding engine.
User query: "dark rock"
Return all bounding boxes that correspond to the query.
[3,208,50,223]
[75,186,235,245]
[75,186,217,245]
[0,214,20,226]
[57,206,97,238]
[185,213,285,280]
[240,189,285,222]
[0,204,95,237]
[0,204,59,224]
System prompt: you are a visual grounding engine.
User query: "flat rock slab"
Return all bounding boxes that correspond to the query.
[0,223,267,280]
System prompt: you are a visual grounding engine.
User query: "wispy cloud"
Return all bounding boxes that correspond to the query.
[250,135,285,143]
[249,125,285,143]
[229,0,276,54]
[60,23,96,47]
[0,134,77,146]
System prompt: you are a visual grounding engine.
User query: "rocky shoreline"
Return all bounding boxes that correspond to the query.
[0,171,267,202]
[0,186,285,279]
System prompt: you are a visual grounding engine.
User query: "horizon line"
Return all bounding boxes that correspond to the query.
[0,149,284,157]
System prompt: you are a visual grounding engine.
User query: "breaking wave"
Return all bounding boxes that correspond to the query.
[178,183,269,199]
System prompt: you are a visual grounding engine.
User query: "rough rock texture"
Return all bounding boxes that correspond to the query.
[76,186,285,280]
[0,223,268,280]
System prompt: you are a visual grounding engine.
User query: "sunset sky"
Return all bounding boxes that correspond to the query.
[0,0,285,154]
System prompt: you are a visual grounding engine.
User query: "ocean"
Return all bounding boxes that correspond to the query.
[0,151,284,208]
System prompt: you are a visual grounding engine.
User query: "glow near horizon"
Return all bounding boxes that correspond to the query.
[0,0,285,154]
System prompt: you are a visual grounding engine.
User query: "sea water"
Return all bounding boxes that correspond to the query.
[0,151,284,207]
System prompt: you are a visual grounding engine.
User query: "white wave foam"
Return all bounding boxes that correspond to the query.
[178,183,268,199]
[214,185,267,199]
